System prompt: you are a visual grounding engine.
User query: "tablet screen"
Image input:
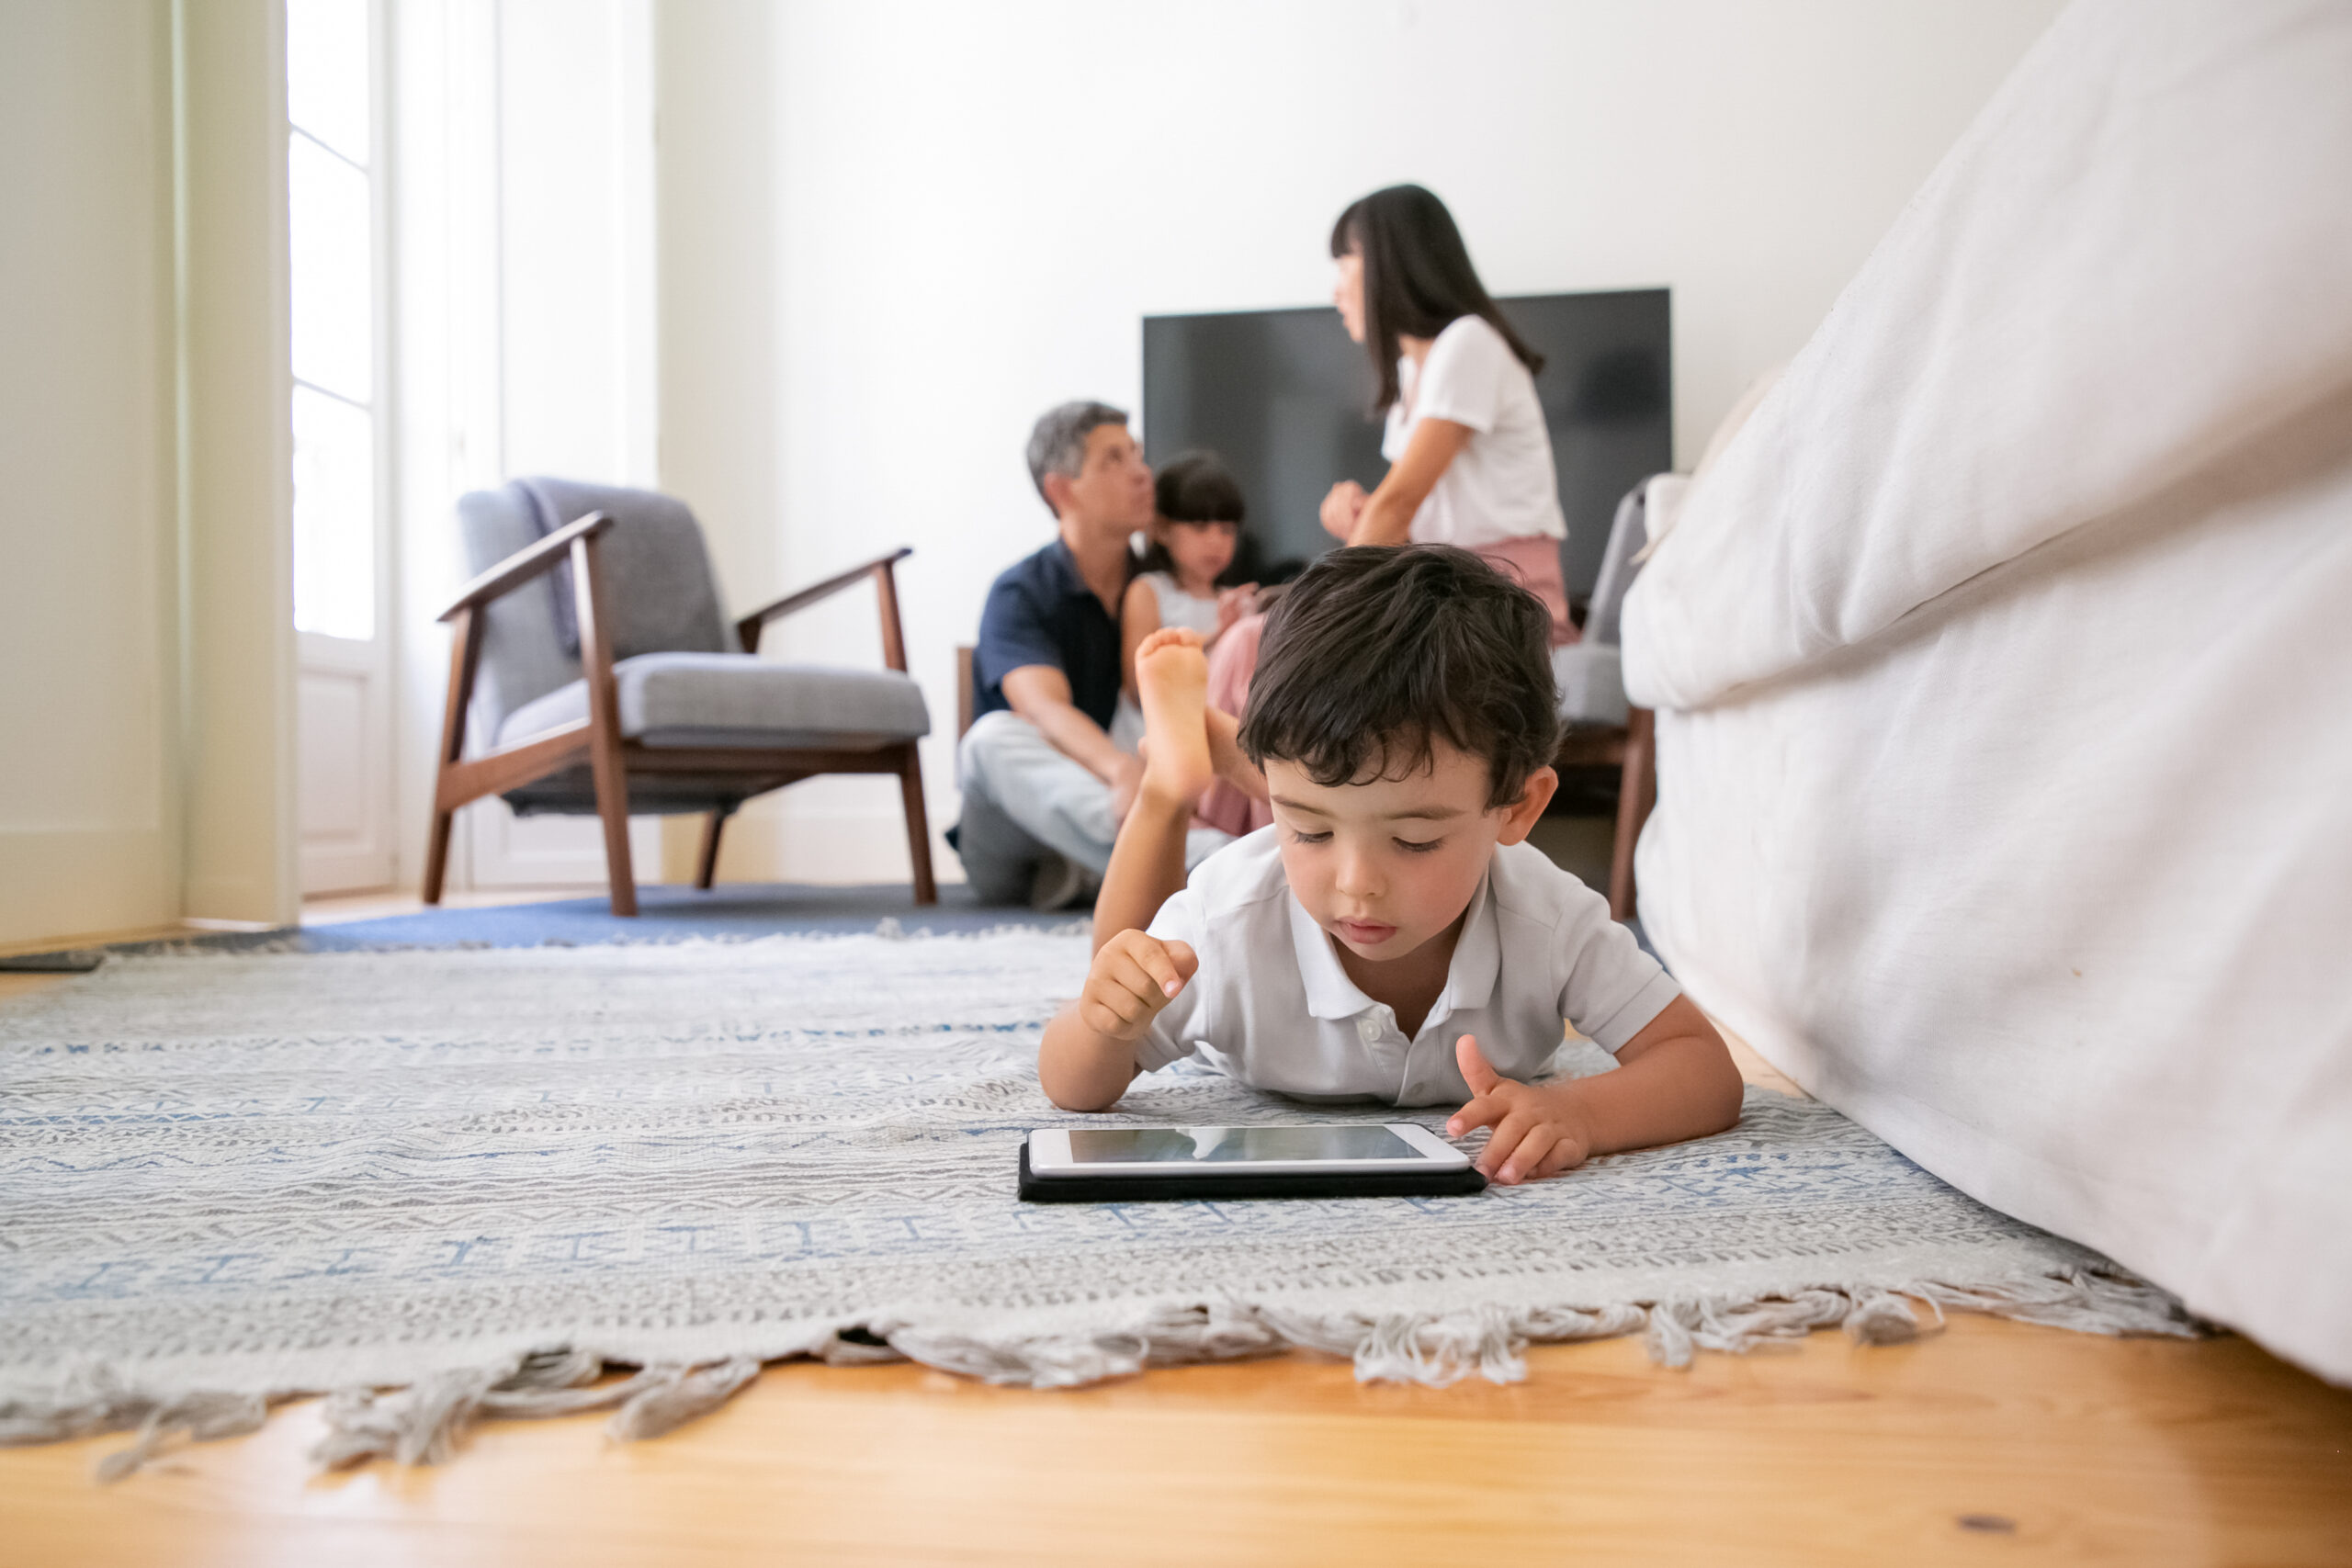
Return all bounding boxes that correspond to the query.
[1063,1125,1421,1165]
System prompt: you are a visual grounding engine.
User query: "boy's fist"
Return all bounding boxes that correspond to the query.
[1447,1034,1595,1185]
[1079,930,1198,1043]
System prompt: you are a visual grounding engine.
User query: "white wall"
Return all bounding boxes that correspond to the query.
[654,0,780,606]
[652,0,784,883]
[656,0,2067,886]
[0,0,293,945]
[179,0,299,925]
[0,0,180,944]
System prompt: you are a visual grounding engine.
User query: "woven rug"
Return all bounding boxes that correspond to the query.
[0,931,2190,1475]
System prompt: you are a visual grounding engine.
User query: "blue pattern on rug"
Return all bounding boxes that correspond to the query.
[159,884,1084,953]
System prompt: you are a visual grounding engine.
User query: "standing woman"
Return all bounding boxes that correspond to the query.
[1317,184,1576,646]
[1191,185,1573,838]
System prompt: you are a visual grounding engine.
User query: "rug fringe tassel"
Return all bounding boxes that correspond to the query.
[0,1363,270,1482]
[879,1267,2189,1391]
[307,1347,769,1469]
[603,1358,764,1441]
[7,1267,2195,1480]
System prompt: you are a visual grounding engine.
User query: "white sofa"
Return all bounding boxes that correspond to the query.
[1623,0,2352,1382]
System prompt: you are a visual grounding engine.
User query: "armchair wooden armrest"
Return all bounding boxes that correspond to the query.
[734,546,914,671]
[437,511,615,622]
[425,507,628,908]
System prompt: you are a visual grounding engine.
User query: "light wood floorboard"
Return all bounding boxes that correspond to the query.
[5,1319,2346,1567]
[0,922,208,961]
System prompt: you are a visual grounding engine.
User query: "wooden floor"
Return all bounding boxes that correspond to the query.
[6,1319,2348,1567]
[3,900,2348,1564]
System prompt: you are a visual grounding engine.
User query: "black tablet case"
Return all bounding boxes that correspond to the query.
[1018,1138,1488,1203]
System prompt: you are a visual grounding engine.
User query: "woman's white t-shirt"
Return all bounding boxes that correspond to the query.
[1382,313,1566,548]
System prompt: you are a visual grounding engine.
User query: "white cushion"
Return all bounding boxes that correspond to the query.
[1622,0,2352,1382]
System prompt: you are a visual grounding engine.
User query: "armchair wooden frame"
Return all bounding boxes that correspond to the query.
[424,513,936,916]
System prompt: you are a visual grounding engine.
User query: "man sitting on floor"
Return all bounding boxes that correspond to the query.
[955,400,1233,907]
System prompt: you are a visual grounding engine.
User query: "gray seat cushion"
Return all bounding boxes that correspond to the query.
[496,651,932,750]
[1553,643,1627,728]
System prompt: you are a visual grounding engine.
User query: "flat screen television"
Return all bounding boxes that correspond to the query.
[1141,289,1670,603]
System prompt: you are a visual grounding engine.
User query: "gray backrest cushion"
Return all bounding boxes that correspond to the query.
[1583,479,1656,649]
[515,478,729,662]
[453,479,730,732]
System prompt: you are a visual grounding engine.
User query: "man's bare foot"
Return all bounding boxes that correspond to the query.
[1135,628,1215,806]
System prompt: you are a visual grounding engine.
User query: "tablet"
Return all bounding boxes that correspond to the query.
[1019,1123,1486,1202]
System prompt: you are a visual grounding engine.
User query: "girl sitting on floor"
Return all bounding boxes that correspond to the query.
[1120,450,1259,705]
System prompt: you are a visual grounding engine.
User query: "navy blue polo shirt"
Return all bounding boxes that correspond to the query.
[974,539,1127,730]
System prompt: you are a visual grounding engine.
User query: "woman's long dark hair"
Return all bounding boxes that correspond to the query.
[1330,185,1543,412]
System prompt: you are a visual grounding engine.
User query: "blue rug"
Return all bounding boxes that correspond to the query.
[141,884,1084,953]
[82,882,1655,962]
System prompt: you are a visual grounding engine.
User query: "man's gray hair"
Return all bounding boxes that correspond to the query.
[1025,400,1129,509]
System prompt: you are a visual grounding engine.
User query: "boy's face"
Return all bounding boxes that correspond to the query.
[1266,739,1555,968]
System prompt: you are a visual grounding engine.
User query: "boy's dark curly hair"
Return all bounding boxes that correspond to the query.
[1238,545,1560,808]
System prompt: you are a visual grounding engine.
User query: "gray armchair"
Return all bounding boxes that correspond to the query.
[424,478,935,915]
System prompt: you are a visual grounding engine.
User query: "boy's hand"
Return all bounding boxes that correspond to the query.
[1079,931,1198,1043]
[1447,1035,1595,1184]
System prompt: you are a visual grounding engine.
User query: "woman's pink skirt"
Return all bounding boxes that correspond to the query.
[1470,534,1577,649]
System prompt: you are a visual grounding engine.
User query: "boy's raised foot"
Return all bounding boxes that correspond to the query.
[1134,627,1216,807]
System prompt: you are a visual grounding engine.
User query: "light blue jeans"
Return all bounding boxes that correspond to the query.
[955,710,1231,904]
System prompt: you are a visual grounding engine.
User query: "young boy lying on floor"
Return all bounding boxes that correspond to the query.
[1038,545,1744,1184]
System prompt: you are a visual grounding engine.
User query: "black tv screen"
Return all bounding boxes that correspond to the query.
[1141,289,1670,601]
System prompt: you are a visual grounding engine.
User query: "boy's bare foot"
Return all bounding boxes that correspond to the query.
[1134,628,1215,807]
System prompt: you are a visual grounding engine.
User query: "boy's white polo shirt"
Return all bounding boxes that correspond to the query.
[1137,829,1681,1107]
